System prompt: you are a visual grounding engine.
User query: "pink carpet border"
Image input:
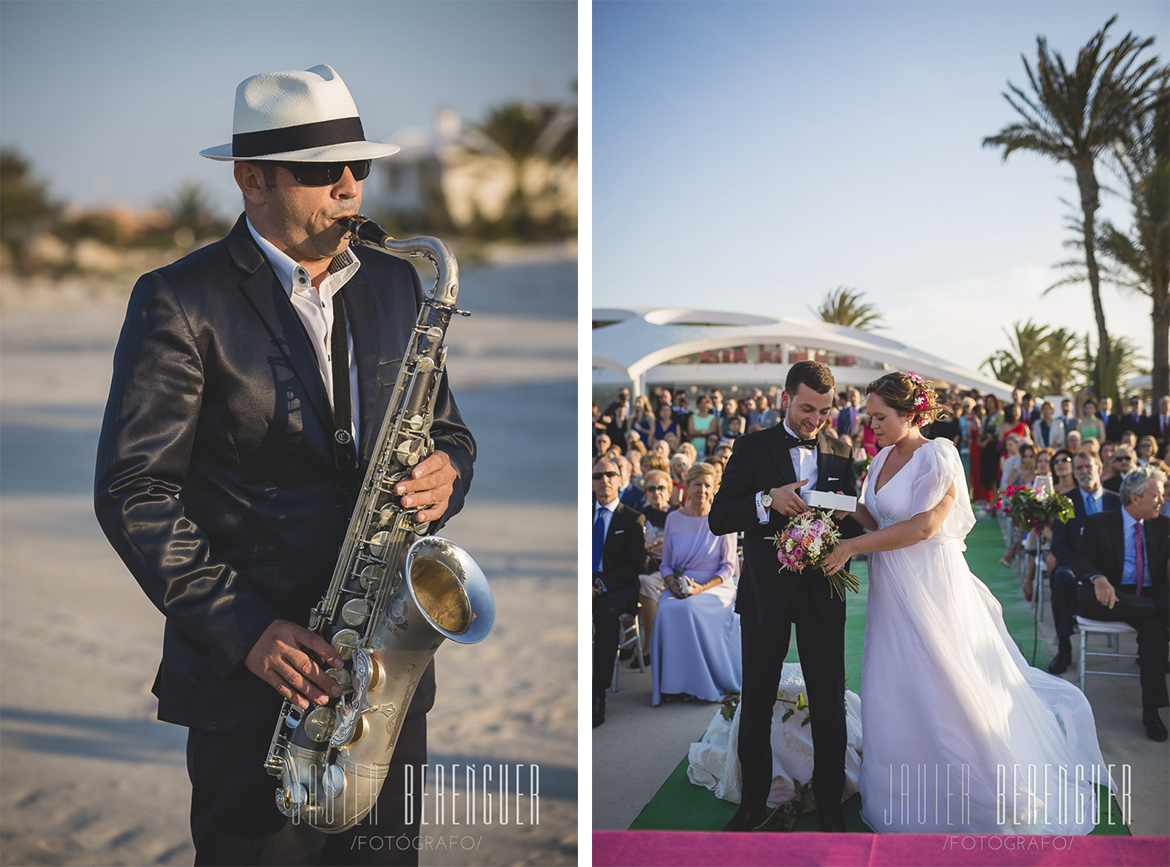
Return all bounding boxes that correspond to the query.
[593,830,1170,866]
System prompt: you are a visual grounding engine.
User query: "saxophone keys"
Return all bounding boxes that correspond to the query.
[425,326,443,342]
[331,629,360,660]
[303,706,337,743]
[322,764,347,798]
[369,531,390,558]
[341,598,371,627]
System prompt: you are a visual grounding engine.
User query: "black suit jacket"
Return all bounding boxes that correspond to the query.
[94,215,475,731]
[1050,487,1120,568]
[709,426,861,624]
[596,502,646,615]
[1074,510,1169,598]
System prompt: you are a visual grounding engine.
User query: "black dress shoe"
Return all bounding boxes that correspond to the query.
[1047,648,1072,675]
[593,692,606,729]
[818,807,846,832]
[629,653,650,669]
[723,804,768,831]
[1142,709,1167,742]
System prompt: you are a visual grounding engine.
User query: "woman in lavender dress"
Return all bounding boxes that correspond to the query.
[651,462,741,705]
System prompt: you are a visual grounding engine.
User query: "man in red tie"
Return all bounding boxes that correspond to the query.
[1075,465,1169,741]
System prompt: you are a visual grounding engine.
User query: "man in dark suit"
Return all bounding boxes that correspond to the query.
[1153,396,1170,454]
[1046,451,1120,674]
[1075,466,1169,741]
[709,361,861,832]
[1118,395,1150,440]
[592,458,647,728]
[95,66,475,865]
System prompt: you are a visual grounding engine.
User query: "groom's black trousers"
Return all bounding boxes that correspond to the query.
[738,582,847,814]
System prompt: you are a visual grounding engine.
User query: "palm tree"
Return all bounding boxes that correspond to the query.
[1039,326,1081,396]
[811,286,884,331]
[474,102,577,236]
[1100,76,1169,398]
[983,16,1164,381]
[981,319,1052,390]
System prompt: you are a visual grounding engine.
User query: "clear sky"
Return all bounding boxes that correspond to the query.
[0,0,576,218]
[593,0,1166,381]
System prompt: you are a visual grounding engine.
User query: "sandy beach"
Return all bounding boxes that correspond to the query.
[0,251,578,866]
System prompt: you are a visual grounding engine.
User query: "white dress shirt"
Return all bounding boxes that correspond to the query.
[757,422,819,523]
[247,217,360,438]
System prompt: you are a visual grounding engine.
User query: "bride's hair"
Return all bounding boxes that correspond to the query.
[865,371,947,428]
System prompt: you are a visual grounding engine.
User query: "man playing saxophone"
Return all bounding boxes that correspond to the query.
[94,65,475,866]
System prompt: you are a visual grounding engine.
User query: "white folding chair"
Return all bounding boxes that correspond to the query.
[1075,615,1140,693]
[612,608,645,693]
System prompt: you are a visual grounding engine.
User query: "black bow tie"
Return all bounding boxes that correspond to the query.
[782,430,818,450]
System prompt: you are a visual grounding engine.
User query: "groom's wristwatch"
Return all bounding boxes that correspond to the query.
[760,491,773,509]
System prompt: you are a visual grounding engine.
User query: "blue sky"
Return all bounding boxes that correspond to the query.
[0,0,576,217]
[593,0,1166,379]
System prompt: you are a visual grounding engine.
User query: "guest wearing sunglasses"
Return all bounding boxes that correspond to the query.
[95,65,475,865]
[592,460,647,728]
[633,469,679,666]
[1103,447,1135,493]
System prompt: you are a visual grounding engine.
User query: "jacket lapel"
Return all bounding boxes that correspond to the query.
[226,217,333,433]
[340,270,381,456]
[766,426,797,486]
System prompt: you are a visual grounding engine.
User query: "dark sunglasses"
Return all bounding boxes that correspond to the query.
[592,471,619,480]
[1054,457,1071,465]
[273,160,372,186]
[644,484,670,492]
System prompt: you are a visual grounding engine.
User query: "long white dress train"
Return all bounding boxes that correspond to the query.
[859,438,1113,834]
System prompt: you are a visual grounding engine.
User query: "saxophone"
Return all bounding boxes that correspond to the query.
[264,215,494,833]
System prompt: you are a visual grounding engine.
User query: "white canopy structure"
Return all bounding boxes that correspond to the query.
[593,307,1014,400]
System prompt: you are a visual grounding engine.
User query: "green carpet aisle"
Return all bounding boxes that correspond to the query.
[627,520,1127,835]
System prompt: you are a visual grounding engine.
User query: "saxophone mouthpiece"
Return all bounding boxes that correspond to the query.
[342,214,391,248]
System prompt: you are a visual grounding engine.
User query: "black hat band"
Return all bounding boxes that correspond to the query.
[232,116,366,158]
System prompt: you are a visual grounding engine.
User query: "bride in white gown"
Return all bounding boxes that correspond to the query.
[821,372,1113,834]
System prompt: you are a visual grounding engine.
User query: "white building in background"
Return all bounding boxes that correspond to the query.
[362,106,577,231]
[593,307,1014,401]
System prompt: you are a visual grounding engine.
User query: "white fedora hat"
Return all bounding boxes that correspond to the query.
[199,64,399,162]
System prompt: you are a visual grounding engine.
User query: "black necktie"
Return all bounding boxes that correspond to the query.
[782,430,818,450]
[330,291,357,470]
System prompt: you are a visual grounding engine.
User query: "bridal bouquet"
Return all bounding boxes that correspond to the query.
[766,510,860,601]
[993,484,1075,531]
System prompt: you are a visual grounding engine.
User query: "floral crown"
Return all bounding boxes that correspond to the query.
[906,371,931,427]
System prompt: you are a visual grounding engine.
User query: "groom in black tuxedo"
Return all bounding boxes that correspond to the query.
[709,361,862,832]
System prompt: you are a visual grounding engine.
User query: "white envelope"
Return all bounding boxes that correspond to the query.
[802,490,857,512]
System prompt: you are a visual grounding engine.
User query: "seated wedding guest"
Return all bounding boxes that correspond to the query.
[1051,448,1077,495]
[858,412,879,457]
[1065,429,1082,455]
[633,469,675,667]
[687,393,719,455]
[1118,430,1139,452]
[613,453,648,512]
[650,463,740,705]
[594,432,612,461]
[1075,465,1169,741]
[705,432,722,462]
[630,394,655,444]
[592,458,647,729]
[1104,447,1135,493]
[669,451,692,508]
[1032,401,1063,448]
[625,429,647,458]
[605,402,632,447]
[1046,451,1121,674]
[651,400,681,451]
[1137,434,1157,467]
[1036,447,1054,478]
[749,393,780,432]
[1078,399,1104,443]
[725,414,746,441]
[1100,440,1117,472]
